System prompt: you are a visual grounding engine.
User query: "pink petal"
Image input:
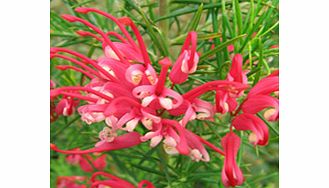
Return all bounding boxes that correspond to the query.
[242,95,279,116]
[192,98,215,120]
[184,129,210,162]
[232,113,269,146]
[248,76,279,97]
[144,64,158,85]
[161,88,183,109]
[141,108,161,123]
[180,104,196,127]
[132,85,155,99]
[125,64,145,85]
[221,132,244,187]
[169,51,189,84]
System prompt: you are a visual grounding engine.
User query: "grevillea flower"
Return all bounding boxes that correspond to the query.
[55,97,78,116]
[216,54,249,114]
[50,7,247,151]
[231,70,279,146]
[232,113,269,146]
[242,94,279,121]
[242,70,279,121]
[169,32,199,84]
[57,176,87,188]
[221,132,244,187]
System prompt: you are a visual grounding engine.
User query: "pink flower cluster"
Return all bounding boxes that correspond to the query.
[50,7,279,187]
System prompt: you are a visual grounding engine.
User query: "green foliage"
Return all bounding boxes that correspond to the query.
[50,0,279,187]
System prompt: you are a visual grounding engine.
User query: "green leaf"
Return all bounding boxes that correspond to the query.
[130,163,164,176]
[154,3,224,22]
[200,34,247,61]
[233,0,243,35]
[185,3,204,32]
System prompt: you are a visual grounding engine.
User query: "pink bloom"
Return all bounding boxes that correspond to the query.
[142,119,216,162]
[244,72,279,121]
[216,54,249,114]
[248,75,279,97]
[169,32,199,84]
[132,58,183,111]
[56,176,87,188]
[177,99,215,127]
[221,132,244,187]
[232,113,269,146]
[227,44,235,52]
[227,54,248,87]
[55,97,77,116]
[242,95,279,122]
[215,90,238,114]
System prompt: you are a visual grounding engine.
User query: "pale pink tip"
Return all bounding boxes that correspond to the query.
[50,53,56,59]
[61,14,77,22]
[50,48,58,54]
[55,65,67,70]
[75,7,90,14]
[159,57,172,67]
[228,44,235,52]
[50,143,57,150]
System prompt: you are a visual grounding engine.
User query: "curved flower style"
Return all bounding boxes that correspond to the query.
[56,172,155,188]
[90,171,155,188]
[50,7,278,187]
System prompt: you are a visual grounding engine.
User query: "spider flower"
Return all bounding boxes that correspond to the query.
[169,32,199,84]
[216,54,249,114]
[243,70,279,121]
[232,113,269,146]
[50,7,248,153]
[231,70,279,146]
[221,132,244,187]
